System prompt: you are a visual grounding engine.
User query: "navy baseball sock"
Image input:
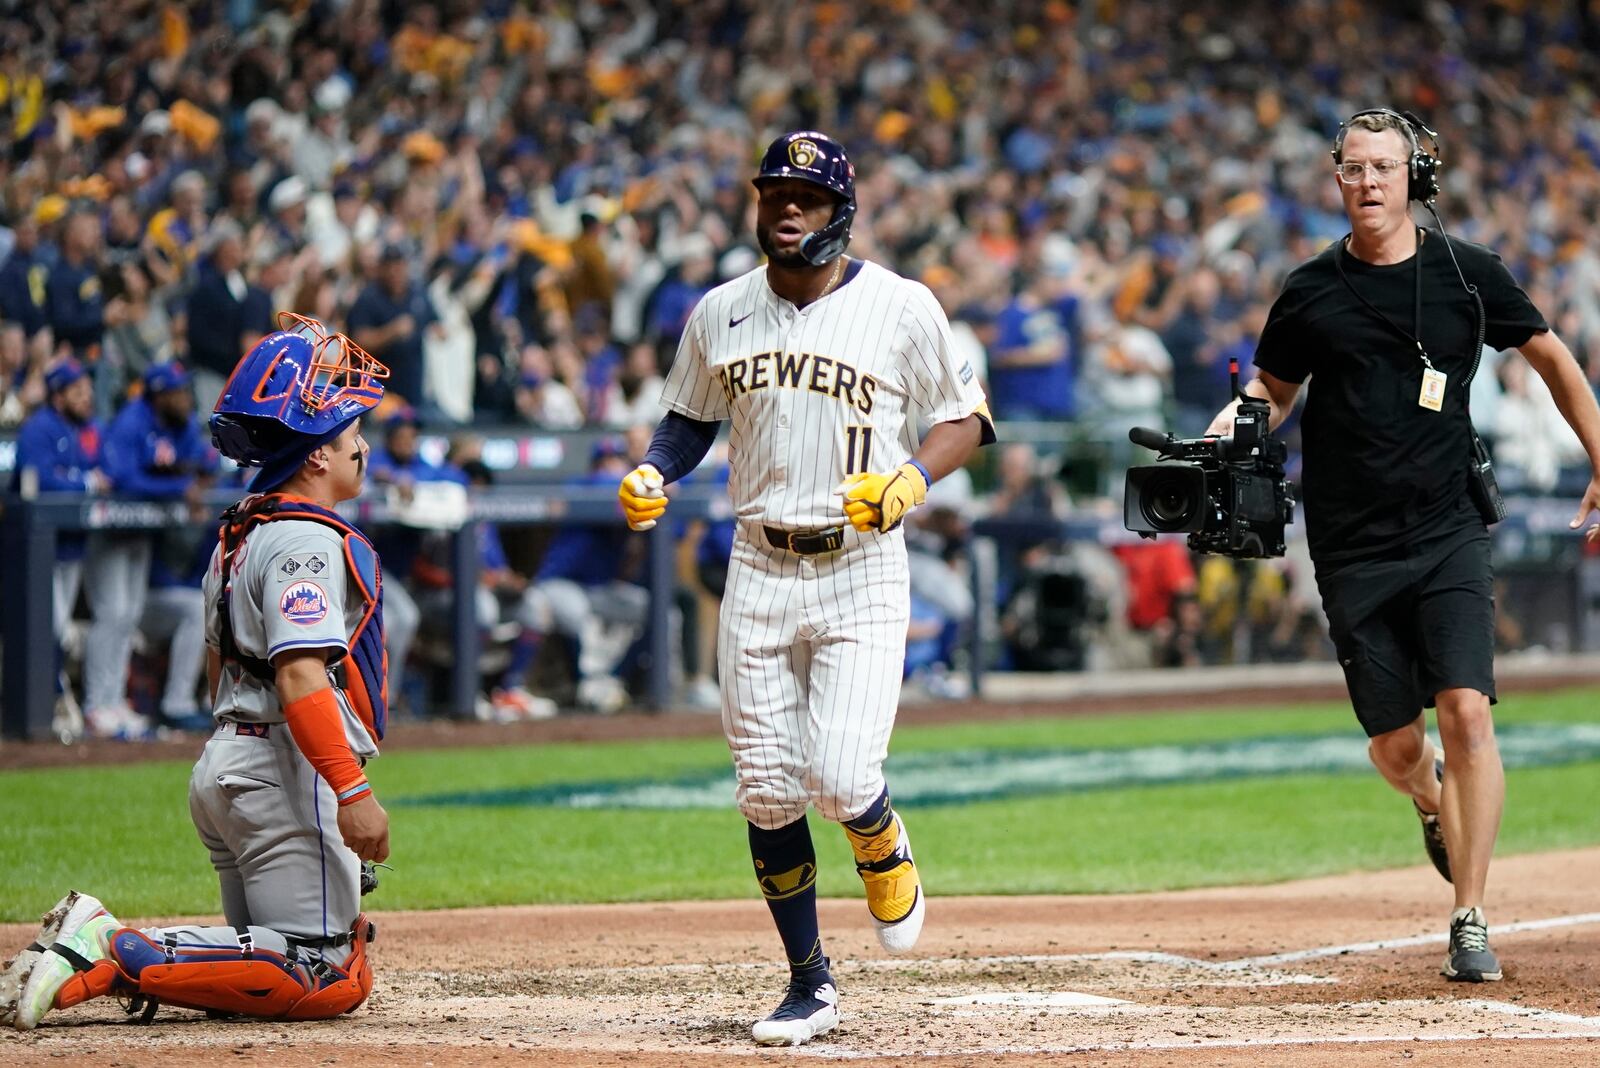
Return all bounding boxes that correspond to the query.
[748,817,827,978]
[498,633,540,690]
[843,788,893,839]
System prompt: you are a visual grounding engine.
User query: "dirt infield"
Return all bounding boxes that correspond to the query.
[1,848,1596,1066]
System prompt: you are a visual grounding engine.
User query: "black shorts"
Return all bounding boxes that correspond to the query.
[1314,525,1496,738]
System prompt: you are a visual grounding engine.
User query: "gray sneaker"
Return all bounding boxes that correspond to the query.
[1415,757,1450,883]
[1441,906,1502,982]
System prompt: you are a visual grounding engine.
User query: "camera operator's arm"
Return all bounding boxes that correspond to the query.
[1517,330,1600,537]
[1204,371,1302,436]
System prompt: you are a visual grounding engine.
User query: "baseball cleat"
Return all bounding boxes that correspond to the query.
[751,968,839,1046]
[1415,755,1451,883]
[1441,906,1501,982]
[854,813,925,954]
[0,892,80,1027]
[14,893,120,1029]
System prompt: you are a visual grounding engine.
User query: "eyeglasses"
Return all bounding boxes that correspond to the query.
[1335,159,1408,184]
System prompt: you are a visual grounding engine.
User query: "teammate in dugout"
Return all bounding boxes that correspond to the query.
[0,313,393,1029]
[1206,110,1600,984]
[619,131,995,1046]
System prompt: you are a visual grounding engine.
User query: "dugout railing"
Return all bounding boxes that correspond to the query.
[0,485,728,741]
[4,488,1592,741]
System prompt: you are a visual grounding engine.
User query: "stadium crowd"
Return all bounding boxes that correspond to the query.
[4,0,1598,734]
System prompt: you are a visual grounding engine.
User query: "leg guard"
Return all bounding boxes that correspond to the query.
[108,916,376,1021]
[282,916,374,1021]
[52,959,127,1010]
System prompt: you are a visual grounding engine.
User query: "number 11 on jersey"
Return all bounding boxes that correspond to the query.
[845,424,874,474]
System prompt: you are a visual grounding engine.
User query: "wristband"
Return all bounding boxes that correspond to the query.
[905,459,932,489]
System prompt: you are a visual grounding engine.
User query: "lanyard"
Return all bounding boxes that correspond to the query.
[1334,227,1434,370]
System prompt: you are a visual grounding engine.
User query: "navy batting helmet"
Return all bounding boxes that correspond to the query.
[211,312,389,491]
[752,131,856,266]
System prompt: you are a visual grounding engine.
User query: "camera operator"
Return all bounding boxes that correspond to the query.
[1206,111,1600,985]
[1203,110,1600,984]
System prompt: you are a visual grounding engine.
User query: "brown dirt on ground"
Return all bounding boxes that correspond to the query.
[0,849,1596,1066]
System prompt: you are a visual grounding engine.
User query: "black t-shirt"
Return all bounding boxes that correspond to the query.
[1254,230,1546,563]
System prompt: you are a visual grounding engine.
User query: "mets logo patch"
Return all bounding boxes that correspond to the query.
[788,138,819,168]
[279,581,329,626]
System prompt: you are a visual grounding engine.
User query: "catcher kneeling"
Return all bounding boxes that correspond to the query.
[1,315,394,1028]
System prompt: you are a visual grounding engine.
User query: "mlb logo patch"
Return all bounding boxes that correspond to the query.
[280,581,329,626]
[959,362,974,384]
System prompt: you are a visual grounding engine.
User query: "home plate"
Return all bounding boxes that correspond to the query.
[932,991,1130,1008]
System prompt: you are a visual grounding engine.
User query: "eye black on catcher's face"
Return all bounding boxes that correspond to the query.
[755,179,843,268]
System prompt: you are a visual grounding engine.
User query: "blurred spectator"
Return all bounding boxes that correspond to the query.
[980,441,1069,600]
[565,204,616,332]
[101,261,176,407]
[139,533,211,731]
[601,340,666,429]
[987,277,1074,421]
[426,253,501,424]
[365,406,457,712]
[1495,355,1586,493]
[513,343,584,429]
[1110,540,1197,636]
[145,171,209,272]
[12,359,107,644]
[348,245,438,413]
[645,234,715,349]
[1083,317,1173,436]
[518,437,650,714]
[436,458,558,722]
[84,361,212,738]
[186,221,274,412]
[0,216,52,348]
[47,211,106,362]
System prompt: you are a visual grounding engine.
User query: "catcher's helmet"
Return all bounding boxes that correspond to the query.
[211,312,389,492]
[752,131,856,266]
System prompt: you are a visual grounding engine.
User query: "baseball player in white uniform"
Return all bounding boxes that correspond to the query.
[620,131,994,1046]
[0,314,391,1029]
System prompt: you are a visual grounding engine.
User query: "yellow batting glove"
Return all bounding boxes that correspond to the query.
[619,463,669,531]
[838,462,929,534]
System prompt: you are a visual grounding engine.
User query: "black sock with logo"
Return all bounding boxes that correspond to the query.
[748,816,827,980]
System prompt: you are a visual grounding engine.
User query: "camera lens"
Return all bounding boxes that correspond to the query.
[1140,473,1199,530]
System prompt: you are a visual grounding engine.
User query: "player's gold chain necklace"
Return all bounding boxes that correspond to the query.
[818,257,845,300]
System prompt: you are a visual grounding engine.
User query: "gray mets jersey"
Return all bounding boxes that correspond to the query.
[658,259,989,831]
[202,518,377,760]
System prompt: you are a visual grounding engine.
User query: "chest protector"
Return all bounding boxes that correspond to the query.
[217,494,388,742]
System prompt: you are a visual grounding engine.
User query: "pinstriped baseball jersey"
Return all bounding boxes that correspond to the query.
[659,260,988,529]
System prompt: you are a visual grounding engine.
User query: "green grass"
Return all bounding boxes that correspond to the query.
[1,689,1596,921]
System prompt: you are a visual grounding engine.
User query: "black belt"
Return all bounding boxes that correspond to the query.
[764,526,845,555]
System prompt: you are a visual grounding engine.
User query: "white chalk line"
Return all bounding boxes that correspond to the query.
[1223,910,1600,969]
[556,909,1600,984]
[795,1031,1600,1059]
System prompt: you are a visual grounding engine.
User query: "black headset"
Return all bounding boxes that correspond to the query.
[1331,108,1441,204]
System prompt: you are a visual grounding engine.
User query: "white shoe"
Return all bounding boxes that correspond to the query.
[682,676,721,711]
[576,676,628,715]
[0,892,78,1027]
[492,687,559,721]
[751,972,839,1046]
[857,814,925,954]
[83,706,134,740]
[51,679,84,744]
[15,893,119,1029]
